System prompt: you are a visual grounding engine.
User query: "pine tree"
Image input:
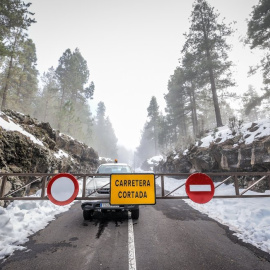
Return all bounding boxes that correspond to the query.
[13,38,38,114]
[93,102,118,158]
[183,0,234,127]
[35,67,59,123]
[0,0,35,57]
[247,0,270,50]
[157,113,171,153]
[0,33,38,111]
[181,52,201,137]
[242,85,261,120]
[146,96,160,155]
[246,0,270,107]
[165,67,189,144]
[55,48,94,132]
[136,123,155,164]
[0,1,36,110]
[104,117,118,158]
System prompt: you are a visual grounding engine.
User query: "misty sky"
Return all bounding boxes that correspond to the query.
[28,0,262,150]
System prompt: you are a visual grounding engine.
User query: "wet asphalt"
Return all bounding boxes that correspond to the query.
[1,199,270,270]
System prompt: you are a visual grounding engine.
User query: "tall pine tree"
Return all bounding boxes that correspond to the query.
[0,0,35,57]
[55,48,94,132]
[146,96,160,155]
[246,0,270,108]
[183,0,234,127]
[93,101,118,158]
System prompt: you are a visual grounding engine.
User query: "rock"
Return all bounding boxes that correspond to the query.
[154,126,270,192]
[190,149,217,172]
[0,178,12,206]
[9,165,22,173]
[0,110,99,199]
[251,138,270,171]
[221,147,239,171]
[237,146,253,171]
[247,123,259,132]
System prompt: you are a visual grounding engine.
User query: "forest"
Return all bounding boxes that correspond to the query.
[136,0,270,165]
[0,0,118,159]
[0,0,270,167]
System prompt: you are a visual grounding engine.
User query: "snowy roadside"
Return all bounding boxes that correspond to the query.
[0,179,84,260]
[160,177,270,254]
[1,176,270,261]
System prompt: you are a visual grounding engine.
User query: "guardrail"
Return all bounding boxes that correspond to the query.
[0,172,270,201]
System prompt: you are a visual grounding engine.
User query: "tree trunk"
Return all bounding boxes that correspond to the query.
[189,84,199,137]
[1,29,22,110]
[1,56,13,110]
[192,87,198,136]
[200,9,223,127]
[43,98,49,122]
[57,87,66,130]
[207,58,223,127]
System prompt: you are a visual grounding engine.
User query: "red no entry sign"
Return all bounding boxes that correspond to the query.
[185,173,214,204]
[47,173,79,206]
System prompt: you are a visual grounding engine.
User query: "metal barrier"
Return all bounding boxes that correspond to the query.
[0,172,270,201]
[156,172,270,199]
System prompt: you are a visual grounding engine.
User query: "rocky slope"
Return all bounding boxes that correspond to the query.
[0,110,99,201]
[154,119,270,191]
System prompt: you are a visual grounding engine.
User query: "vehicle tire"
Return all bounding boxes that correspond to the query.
[131,209,139,219]
[83,210,92,220]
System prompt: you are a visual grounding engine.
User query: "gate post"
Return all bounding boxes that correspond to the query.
[82,176,87,198]
[234,175,240,195]
[0,176,7,198]
[161,175,165,197]
[41,176,47,198]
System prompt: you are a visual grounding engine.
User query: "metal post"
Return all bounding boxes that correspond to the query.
[82,176,87,198]
[41,176,47,198]
[25,177,30,196]
[161,175,165,197]
[0,176,7,197]
[234,175,239,195]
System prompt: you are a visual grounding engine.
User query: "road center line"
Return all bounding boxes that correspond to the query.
[128,212,137,270]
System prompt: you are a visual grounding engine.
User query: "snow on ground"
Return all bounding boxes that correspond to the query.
[1,176,270,260]
[197,118,270,148]
[0,179,84,260]
[159,177,270,254]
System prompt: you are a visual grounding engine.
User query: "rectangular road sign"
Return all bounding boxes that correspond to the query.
[110,174,156,205]
[189,185,212,192]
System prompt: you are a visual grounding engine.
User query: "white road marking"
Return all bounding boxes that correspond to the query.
[128,212,137,270]
[190,185,211,192]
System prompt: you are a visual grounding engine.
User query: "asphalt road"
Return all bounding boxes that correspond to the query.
[1,199,270,270]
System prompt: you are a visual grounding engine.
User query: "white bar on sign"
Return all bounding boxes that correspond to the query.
[190,185,211,192]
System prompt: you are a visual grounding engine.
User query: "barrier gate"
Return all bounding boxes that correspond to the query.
[1,172,270,204]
